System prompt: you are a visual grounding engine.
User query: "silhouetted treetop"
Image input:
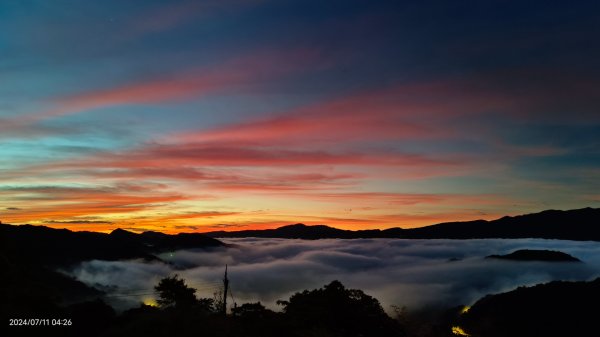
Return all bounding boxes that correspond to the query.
[154,274,197,309]
[279,280,405,337]
[231,302,275,319]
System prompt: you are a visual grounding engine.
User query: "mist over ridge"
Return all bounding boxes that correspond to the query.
[70,237,600,312]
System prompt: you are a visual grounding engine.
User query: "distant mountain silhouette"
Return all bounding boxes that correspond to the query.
[486,249,581,262]
[0,224,223,267]
[207,223,378,240]
[206,208,600,241]
[458,278,600,337]
[0,224,225,323]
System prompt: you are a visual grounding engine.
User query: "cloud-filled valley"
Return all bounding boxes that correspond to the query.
[69,238,600,312]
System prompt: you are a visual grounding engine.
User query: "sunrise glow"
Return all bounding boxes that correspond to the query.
[0,1,598,234]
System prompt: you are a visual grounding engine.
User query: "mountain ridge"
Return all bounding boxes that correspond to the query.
[0,223,224,267]
[205,207,600,241]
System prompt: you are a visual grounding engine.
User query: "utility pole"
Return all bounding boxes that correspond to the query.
[222,264,229,316]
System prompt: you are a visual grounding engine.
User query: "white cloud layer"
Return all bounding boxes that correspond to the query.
[68,238,600,312]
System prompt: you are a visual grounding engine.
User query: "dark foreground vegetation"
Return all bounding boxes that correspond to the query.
[2,276,408,337]
[459,278,600,337]
[4,270,600,337]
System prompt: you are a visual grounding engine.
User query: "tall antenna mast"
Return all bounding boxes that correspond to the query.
[222,264,229,315]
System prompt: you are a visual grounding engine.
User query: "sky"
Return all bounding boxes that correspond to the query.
[0,0,598,232]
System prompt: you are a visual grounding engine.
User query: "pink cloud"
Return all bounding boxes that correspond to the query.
[303,192,514,207]
[12,47,327,126]
[166,78,524,154]
[47,144,458,170]
[84,167,362,191]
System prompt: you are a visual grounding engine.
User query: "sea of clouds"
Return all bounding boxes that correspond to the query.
[68,238,600,312]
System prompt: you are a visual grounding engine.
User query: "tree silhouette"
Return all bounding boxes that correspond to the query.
[154,274,197,308]
[232,302,275,319]
[279,280,405,337]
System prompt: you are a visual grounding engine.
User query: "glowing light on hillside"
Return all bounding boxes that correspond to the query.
[452,326,470,336]
[143,298,158,307]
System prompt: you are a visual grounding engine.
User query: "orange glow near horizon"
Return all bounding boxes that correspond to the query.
[1,207,506,234]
